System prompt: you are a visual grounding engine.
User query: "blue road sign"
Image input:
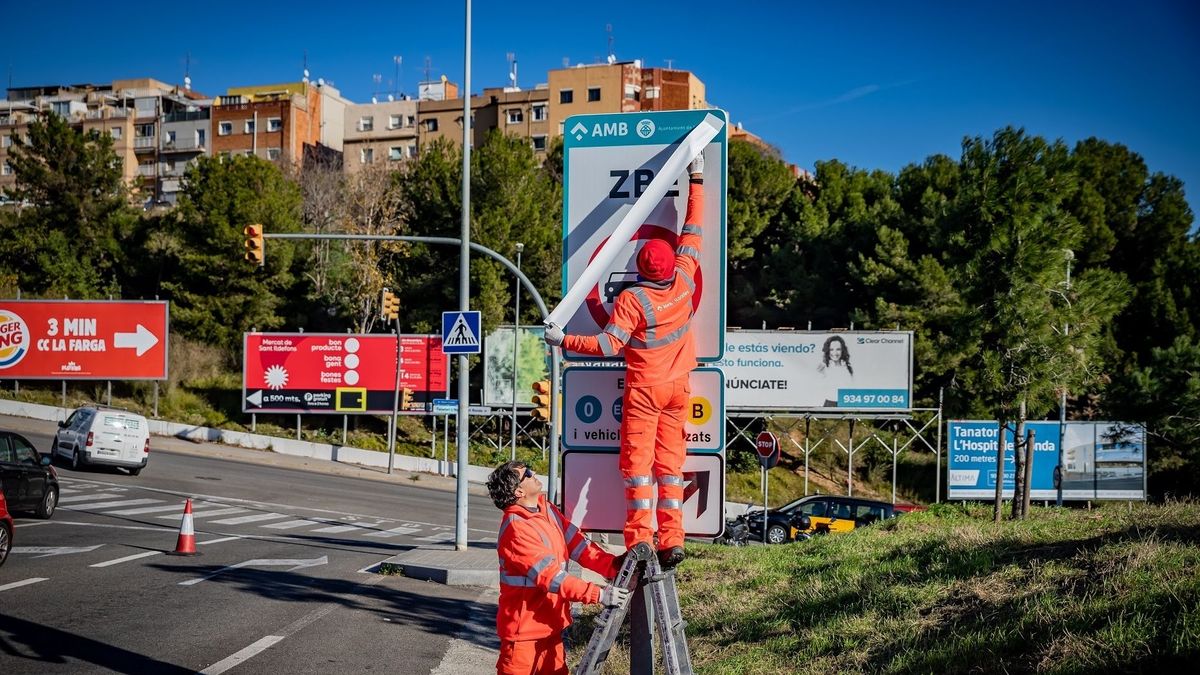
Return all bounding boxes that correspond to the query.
[441,311,481,354]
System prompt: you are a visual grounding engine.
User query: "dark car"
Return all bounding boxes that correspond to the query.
[1,488,12,567]
[0,430,59,519]
[745,494,906,544]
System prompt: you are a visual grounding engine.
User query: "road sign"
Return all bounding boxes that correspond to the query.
[242,333,448,414]
[561,109,728,363]
[0,300,168,380]
[755,431,780,470]
[561,367,724,453]
[562,452,724,538]
[442,311,482,354]
[432,398,458,415]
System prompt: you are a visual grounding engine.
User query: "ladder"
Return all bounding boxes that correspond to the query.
[575,543,693,675]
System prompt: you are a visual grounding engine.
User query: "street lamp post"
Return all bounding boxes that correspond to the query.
[1057,249,1074,507]
[510,242,524,460]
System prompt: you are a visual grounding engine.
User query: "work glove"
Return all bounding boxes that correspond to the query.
[599,584,632,608]
[688,152,704,177]
[608,552,628,579]
[544,322,565,347]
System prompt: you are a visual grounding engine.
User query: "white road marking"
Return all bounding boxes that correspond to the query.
[0,578,49,592]
[58,493,125,504]
[309,524,362,534]
[11,545,104,557]
[13,521,52,528]
[260,519,316,530]
[159,507,245,520]
[62,498,162,510]
[198,635,285,675]
[104,503,190,516]
[364,525,421,538]
[90,551,162,567]
[46,521,167,532]
[198,536,243,546]
[179,556,328,586]
[209,513,289,526]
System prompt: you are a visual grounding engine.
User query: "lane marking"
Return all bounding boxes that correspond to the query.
[198,635,285,675]
[159,507,245,520]
[180,556,328,586]
[260,519,316,530]
[11,545,104,557]
[104,503,191,516]
[209,513,289,526]
[45,521,168,532]
[198,536,243,546]
[0,578,49,592]
[62,498,162,510]
[59,493,125,504]
[309,524,362,534]
[13,521,53,529]
[364,525,421,538]
[91,551,162,567]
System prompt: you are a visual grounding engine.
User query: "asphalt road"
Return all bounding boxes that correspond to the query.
[0,415,502,674]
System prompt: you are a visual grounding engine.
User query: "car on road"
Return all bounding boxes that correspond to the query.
[0,430,59,519]
[1,487,13,567]
[52,406,150,475]
[745,494,909,544]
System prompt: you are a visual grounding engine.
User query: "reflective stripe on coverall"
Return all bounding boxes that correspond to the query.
[562,180,704,550]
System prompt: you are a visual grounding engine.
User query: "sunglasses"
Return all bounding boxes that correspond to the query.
[521,467,535,480]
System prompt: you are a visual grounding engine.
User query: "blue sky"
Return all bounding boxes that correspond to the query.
[4,1,1198,221]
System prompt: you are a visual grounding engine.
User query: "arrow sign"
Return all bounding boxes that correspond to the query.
[246,390,263,407]
[12,545,105,557]
[113,324,159,357]
[179,555,328,586]
[682,470,711,518]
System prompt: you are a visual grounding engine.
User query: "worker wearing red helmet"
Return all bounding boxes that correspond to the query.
[545,154,705,569]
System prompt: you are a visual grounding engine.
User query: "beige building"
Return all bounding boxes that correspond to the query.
[482,86,551,154]
[343,98,419,171]
[547,62,643,138]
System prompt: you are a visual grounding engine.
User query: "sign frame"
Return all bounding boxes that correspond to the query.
[441,311,482,355]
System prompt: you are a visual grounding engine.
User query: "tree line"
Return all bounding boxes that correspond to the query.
[1,115,1196,495]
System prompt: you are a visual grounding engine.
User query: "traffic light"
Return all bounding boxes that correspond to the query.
[400,387,414,411]
[243,224,265,266]
[381,288,399,321]
[531,380,552,423]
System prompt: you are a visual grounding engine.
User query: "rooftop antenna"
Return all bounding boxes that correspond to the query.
[665,58,674,69]
[393,55,402,96]
[506,52,518,89]
[183,52,192,91]
[606,23,615,64]
[424,56,432,83]
[562,56,570,69]
[302,51,310,84]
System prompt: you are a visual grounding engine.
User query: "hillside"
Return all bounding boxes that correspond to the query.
[567,501,1200,674]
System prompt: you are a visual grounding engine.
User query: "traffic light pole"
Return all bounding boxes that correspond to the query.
[265,232,558,545]
[387,315,402,475]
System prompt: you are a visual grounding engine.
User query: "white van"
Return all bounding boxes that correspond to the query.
[53,407,151,476]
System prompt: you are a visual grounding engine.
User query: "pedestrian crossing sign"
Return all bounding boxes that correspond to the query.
[441,311,482,354]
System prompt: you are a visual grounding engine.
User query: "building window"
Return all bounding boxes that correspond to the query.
[1,163,11,176]
[164,130,176,144]
[559,89,573,104]
[624,84,640,101]
[110,127,122,139]
[361,148,374,164]
[406,115,416,127]
[359,116,374,132]
[389,114,402,129]
[1,135,10,148]
[267,147,281,160]
[196,129,206,147]
[507,109,523,124]
[645,86,661,100]
[244,119,256,134]
[532,104,547,121]
[532,135,547,152]
[244,150,254,157]
[587,87,601,102]
[136,124,155,138]
[407,144,418,158]
[164,160,177,173]
[218,121,233,136]
[389,146,403,161]
[219,151,231,161]
[425,118,438,132]
[267,117,282,132]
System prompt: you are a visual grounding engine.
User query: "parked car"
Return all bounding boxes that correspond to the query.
[746,494,909,544]
[1,487,13,568]
[0,430,59,519]
[52,406,150,475]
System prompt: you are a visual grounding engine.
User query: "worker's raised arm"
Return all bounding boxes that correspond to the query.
[676,154,705,278]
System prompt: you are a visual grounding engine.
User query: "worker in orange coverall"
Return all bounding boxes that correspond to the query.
[545,154,705,570]
[487,461,631,675]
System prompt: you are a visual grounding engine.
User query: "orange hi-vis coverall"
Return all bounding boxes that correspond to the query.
[496,494,619,675]
[563,180,705,551]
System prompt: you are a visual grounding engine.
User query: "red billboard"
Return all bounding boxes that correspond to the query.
[242,333,449,414]
[0,300,169,380]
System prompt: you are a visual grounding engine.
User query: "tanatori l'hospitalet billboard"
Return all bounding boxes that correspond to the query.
[715,330,913,411]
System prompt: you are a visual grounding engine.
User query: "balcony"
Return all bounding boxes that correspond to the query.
[163,110,210,123]
[133,136,156,151]
[161,138,205,153]
[84,108,129,121]
[137,164,156,177]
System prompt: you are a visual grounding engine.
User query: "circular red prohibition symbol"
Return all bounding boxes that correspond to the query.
[583,224,704,330]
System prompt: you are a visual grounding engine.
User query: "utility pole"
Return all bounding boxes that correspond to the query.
[455,0,473,552]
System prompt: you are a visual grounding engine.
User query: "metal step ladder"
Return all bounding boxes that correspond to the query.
[575,543,693,675]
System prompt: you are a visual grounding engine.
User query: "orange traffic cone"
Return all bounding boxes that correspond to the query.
[167,498,199,556]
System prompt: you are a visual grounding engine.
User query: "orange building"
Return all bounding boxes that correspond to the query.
[211,82,322,164]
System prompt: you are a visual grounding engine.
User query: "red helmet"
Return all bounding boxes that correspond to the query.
[636,239,674,282]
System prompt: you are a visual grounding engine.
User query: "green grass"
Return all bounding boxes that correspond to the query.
[567,501,1200,674]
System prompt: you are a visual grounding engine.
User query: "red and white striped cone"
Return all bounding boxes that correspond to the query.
[167,498,199,556]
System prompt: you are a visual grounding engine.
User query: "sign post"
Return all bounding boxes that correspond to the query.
[755,431,779,543]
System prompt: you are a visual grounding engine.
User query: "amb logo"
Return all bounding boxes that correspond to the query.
[0,310,30,369]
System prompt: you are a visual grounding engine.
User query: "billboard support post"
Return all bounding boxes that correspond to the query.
[296,415,301,441]
[892,437,898,505]
[62,381,66,407]
[848,419,856,497]
[153,382,159,418]
[936,387,944,503]
[106,381,111,406]
[761,466,769,544]
[804,417,811,495]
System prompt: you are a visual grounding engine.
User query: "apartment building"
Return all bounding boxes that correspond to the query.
[640,68,706,111]
[0,100,51,198]
[547,61,643,138]
[416,89,495,150]
[343,98,419,171]
[484,86,552,154]
[212,82,323,164]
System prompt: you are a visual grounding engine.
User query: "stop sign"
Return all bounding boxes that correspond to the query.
[755,431,780,470]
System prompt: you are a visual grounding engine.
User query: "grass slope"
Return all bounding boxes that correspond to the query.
[568,502,1200,674]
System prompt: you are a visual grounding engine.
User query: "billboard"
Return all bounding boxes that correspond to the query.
[0,300,169,380]
[946,420,1146,501]
[242,333,448,414]
[483,326,551,409]
[715,330,913,411]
